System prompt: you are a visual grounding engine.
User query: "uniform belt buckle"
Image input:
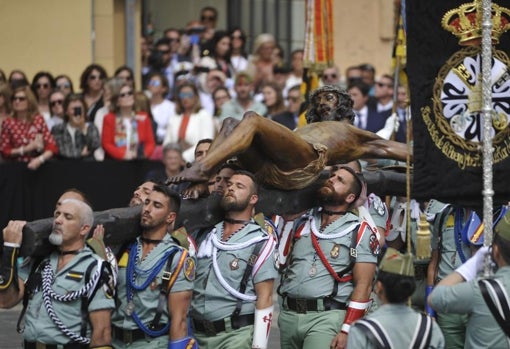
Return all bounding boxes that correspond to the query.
[161,271,172,281]
[36,343,46,349]
[123,330,133,345]
[350,248,357,258]
[295,299,307,313]
[203,320,217,336]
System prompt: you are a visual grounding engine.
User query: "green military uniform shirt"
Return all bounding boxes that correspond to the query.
[348,303,445,348]
[113,234,194,330]
[191,221,277,321]
[279,209,378,303]
[20,247,115,344]
[430,266,510,349]
[428,200,472,281]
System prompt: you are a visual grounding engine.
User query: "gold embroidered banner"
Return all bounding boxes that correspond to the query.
[407,0,510,207]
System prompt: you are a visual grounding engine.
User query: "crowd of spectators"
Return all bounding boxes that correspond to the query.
[0,5,400,170]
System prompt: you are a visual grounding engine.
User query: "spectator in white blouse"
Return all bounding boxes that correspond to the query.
[148,72,176,145]
[163,81,214,163]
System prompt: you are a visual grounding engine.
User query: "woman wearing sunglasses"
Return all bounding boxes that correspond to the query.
[47,89,66,130]
[30,71,55,125]
[163,81,214,163]
[79,64,108,122]
[102,83,155,160]
[0,85,58,169]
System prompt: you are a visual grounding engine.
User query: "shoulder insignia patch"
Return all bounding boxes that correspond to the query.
[371,196,386,216]
[369,233,380,256]
[183,257,196,281]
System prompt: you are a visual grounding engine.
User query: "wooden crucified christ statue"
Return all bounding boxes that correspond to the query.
[167,85,410,197]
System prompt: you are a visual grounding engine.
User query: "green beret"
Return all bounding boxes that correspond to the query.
[495,210,510,242]
[379,248,414,277]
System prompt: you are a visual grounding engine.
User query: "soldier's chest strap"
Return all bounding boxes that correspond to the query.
[355,313,433,349]
[151,249,187,331]
[479,278,510,339]
[309,221,365,284]
[231,240,265,329]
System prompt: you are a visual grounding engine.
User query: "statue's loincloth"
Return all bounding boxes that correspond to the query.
[255,143,328,190]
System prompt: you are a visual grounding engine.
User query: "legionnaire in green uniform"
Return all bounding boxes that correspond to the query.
[278,165,379,349]
[347,248,445,348]
[112,184,197,349]
[385,196,429,309]
[426,200,474,348]
[0,199,116,349]
[429,209,510,349]
[191,171,278,349]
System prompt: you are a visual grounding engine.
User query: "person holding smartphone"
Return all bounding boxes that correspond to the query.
[51,94,101,160]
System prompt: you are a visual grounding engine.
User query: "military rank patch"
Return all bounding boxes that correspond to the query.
[65,271,84,281]
[446,214,455,228]
[118,251,129,268]
[183,257,196,281]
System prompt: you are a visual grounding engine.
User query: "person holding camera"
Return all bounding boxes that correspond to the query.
[51,93,101,160]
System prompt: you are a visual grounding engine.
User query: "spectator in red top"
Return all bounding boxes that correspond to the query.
[101,83,155,160]
[0,85,58,169]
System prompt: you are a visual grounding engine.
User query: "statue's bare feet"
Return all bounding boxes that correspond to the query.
[181,183,209,199]
[166,163,210,184]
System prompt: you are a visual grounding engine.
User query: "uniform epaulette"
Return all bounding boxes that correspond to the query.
[170,226,190,250]
[425,199,450,222]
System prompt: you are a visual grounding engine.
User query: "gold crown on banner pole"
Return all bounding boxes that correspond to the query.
[442,0,510,46]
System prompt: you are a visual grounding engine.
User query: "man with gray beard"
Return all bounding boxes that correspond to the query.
[0,199,116,348]
[191,171,278,349]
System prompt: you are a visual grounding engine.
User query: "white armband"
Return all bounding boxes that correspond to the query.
[252,305,274,349]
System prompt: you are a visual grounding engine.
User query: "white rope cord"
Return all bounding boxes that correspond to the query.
[211,232,268,301]
[41,260,102,344]
[308,216,359,240]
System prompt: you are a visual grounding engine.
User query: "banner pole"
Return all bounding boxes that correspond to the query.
[481,0,494,275]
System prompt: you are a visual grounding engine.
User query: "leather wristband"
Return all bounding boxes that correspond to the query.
[425,285,436,317]
[341,299,371,334]
[0,246,19,290]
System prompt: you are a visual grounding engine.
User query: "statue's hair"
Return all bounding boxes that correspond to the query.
[306,85,355,124]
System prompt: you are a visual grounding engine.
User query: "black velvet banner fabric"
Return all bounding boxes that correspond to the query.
[407,0,510,208]
[0,160,163,231]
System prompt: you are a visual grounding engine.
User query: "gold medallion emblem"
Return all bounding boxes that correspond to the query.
[230,258,239,270]
[330,244,340,259]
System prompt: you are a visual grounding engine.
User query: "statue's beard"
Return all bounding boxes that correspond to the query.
[49,232,63,246]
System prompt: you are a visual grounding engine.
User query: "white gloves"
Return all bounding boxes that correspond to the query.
[455,246,490,281]
[376,113,400,140]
